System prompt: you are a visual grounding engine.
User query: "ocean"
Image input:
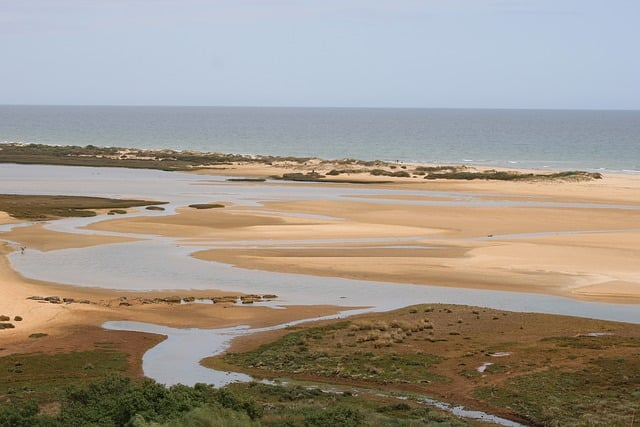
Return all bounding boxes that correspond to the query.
[1,105,638,173]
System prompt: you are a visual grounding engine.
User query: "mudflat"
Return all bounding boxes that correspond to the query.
[1,162,639,345]
[90,164,640,303]
[1,158,639,424]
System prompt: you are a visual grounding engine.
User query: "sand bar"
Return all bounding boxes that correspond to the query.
[1,163,639,361]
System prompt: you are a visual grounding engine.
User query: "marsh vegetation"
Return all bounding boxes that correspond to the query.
[210,304,640,426]
[0,194,166,220]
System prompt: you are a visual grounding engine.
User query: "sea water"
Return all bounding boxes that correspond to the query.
[1,105,639,173]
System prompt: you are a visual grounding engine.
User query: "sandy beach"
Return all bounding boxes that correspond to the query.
[90,163,640,302]
[1,161,639,363]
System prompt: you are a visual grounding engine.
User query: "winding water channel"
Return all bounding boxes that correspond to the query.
[3,164,639,426]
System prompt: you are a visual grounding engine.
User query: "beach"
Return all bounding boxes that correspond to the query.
[1,161,639,349]
[0,158,639,427]
[87,162,640,303]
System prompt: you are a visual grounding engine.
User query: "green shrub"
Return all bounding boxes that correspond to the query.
[303,406,364,427]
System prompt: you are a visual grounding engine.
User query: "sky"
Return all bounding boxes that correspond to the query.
[1,0,639,109]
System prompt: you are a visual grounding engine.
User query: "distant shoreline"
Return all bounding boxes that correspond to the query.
[0,142,605,182]
[2,106,638,173]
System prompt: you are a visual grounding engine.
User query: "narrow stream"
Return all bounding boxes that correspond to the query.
[3,164,639,427]
[102,313,528,427]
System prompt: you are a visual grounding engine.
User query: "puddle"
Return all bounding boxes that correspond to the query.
[415,395,526,426]
[488,352,512,357]
[477,362,494,373]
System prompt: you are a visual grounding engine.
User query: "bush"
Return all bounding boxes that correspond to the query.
[56,375,260,426]
[303,407,365,427]
[0,400,53,427]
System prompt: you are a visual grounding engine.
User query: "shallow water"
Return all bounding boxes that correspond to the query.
[103,316,528,426]
[10,238,640,323]
[103,321,254,387]
[2,106,639,173]
[3,164,639,324]
[103,307,371,387]
[3,163,638,424]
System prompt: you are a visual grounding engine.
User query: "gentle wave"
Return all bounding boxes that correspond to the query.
[1,106,639,173]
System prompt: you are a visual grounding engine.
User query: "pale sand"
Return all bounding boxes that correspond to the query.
[1,167,639,355]
[0,240,348,354]
[195,161,640,205]
[1,223,140,251]
[82,170,640,303]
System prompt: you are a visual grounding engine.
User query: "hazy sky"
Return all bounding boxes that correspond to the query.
[1,0,638,109]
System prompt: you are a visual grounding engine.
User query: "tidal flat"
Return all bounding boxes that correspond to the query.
[1,153,639,425]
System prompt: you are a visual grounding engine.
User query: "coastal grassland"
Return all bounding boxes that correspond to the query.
[0,339,467,426]
[0,194,166,220]
[271,168,601,183]
[0,143,312,171]
[220,320,448,385]
[0,349,129,405]
[0,327,166,409]
[0,374,470,426]
[208,304,640,426]
[188,203,225,209]
[223,381,468,426]
[0,143,602,183]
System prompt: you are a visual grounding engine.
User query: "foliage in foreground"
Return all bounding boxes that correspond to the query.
[0,349,130,404]
[0,375,469,427]
[0,375,260,427]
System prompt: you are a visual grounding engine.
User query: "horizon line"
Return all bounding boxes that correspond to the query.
[1,103,639,112]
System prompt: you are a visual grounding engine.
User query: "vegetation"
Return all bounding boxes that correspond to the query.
[0,350,130,404]
[223,321,447,385]
[0,375,262,427]
[0,331,467,426]
[0,194,166,220]
[275,165,600,183]
[3,300,637,425]
[273,172,327,182]
[188,203,225,209]
[271,172,392,184]
[0,143,602,183]
[421,169,602,181]
[0,143,309,171]
[370,169,411,178]
[474,343,640,426]
[210,304,640,426]
[0,373,467,426]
